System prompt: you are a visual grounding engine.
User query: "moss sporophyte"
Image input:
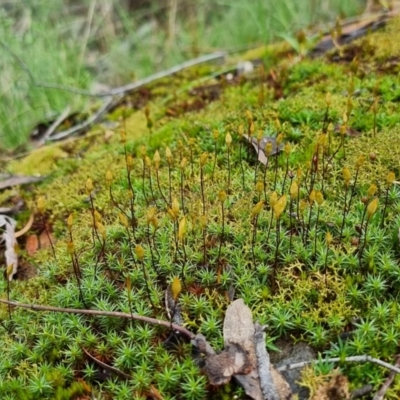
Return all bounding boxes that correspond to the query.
[3,18,400,398]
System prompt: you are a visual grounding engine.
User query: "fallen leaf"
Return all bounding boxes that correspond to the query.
[26,234,39,256]
[243,135,284,165]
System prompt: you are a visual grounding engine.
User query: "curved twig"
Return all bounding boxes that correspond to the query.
[0,298,195,339]
[277,355,400,375]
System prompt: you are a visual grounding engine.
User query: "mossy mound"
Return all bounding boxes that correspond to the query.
[2,17,400,400]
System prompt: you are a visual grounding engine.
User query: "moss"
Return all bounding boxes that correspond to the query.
[9,146,68,176]
[2,16,400,400]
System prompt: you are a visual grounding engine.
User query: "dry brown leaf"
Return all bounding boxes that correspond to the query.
[26,234,39,256]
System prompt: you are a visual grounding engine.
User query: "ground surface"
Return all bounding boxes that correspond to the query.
[1,15,400,400]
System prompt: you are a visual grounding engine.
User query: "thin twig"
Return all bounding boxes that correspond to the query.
[35,106,71,147]
[48,96,116,141]
[372,355,400,400]
[277,355,400,375]
[82,347,131,380]
[0,298,195,339]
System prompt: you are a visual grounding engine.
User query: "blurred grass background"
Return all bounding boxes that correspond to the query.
[0,0,366,152]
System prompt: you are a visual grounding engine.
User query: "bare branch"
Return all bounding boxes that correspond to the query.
[0,298,195,339]
[277,355,400,375]
[82,347,131,380]
[372,355,400,400]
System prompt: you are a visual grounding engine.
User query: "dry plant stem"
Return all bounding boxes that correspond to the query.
[289,199,294,252]
[227,146,231,192]
[277,355,400,375]
[70,253,87,308]
[324,247,330,286]
[348,169,360,212]
[200,167,206,215]
[180,239,188,289]
[313,206,321,259]
[251,215,259,265]
[6,279,11,321]
[339,185,350,239]
[167,164,172,204]
[273,152,279,191]
[239,141,245,190]
[320,144,328,195]
[254,142,260,185]
[147,226,159,275]
[216,202,225,266]
[266,211,274,246]
[142,160,149,206]
[126,286,134,322]
[180,170,185,214]
[156,168,168,207]
[202,227,207,264]
[309,154,318,195]
[281,156,290,194]
[189,146,194,178]
[272,218,281,293]
[126,169,137,239]
[380,187,390,228]
[109,186,131,229]
[305,202,314,245]
[152,229,161,260]
[139,259,156,309]
[40,213,56,259]
[212,141,218,183]
[82,347,131,380]
[359,216,371,270]
[0,299,195,339]
[263,159,270,201]
[358,203,368,249]
[148,166,157,207]
[373,355,400,400]
[322,105,330,133]
[89,194,101,247]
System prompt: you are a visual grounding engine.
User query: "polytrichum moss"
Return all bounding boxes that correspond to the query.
[2,17,400,399]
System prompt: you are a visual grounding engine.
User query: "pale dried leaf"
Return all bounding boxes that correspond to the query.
[223,299,262,399]
[0,214,18,280]
[243,135,283,166]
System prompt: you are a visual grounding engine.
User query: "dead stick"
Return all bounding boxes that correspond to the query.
[82,347,131,379]
[0,298,194,339]
[372,355,400,400]
[277,355,400,375]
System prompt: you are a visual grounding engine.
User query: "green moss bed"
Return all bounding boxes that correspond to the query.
[2,17,400,400]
